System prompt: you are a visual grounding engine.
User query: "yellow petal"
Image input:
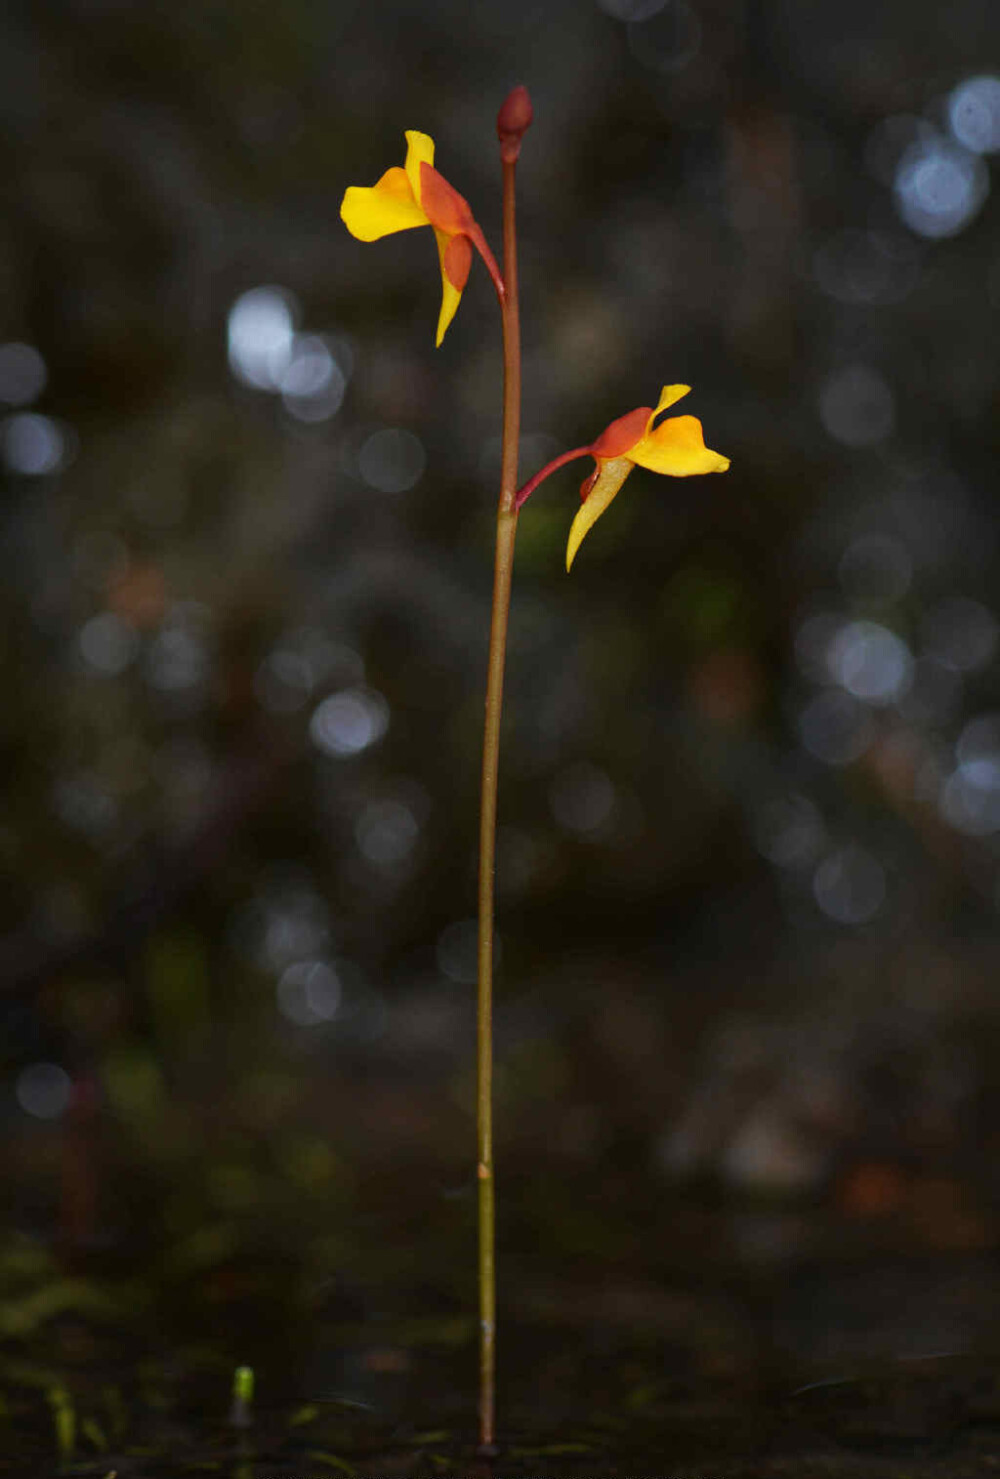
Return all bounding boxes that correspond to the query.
[432,228,463,346]
[404,130,435,203]
[630,415,730,476]
[565,457,635,572]
[340,167,427,241]
[647,384,691,429]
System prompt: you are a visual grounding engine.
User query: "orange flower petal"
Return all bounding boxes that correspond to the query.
[419,162,476,236]
[442,232,472,291]
[590,406,652,459]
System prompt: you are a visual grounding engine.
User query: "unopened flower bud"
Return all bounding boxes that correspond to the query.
[497,85,533,162]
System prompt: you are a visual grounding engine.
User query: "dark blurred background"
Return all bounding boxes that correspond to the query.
[4,0,1000,1410]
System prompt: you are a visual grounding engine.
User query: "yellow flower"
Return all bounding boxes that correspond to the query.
[565,385,729,570]
[514,386,729,570]
[341,130,503,347]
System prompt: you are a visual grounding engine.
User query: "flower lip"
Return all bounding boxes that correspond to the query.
[340,167,427,242]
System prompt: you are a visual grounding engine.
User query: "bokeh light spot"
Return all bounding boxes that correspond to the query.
[941,712,1000,836]
[277,959,341,1026]
[798,689,875,767]
[0,342,47,406]
[309,687,389,757]
[2,412,66,474]
[947,75,1000,155]
[16,1062,72,1120]
[752,794,826,869]
[813,846,885,924]
[254,650,314,713]
[819,365,894,448]
[231,872,332,973]
[827,620,913,705]
[355,798,420,867]
[257,631,363,716]
[921,596,998,673]
[79,612,139,676]
[940,757,1000,836]
[894,134,988,238]
[865,115,934,186]
[549,761,616,835]
[358,428,426,493]
[280,334,346,422]
[228,286,298,391]
[145,624,209,692]
[627,0,700,73]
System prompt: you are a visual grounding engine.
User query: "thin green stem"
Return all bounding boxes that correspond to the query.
[477,153,521,1452]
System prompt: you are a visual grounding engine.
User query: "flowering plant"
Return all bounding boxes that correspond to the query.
[341,88,729,1451]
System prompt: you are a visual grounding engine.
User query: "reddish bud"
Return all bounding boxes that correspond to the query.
[497,85,533,161]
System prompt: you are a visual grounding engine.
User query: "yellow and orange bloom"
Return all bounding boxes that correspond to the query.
[340,130,503,347]
[514,385,730,570]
